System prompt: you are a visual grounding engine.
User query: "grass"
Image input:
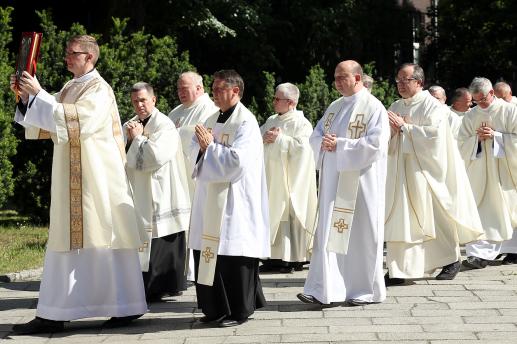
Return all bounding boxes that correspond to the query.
[0,210,48,275]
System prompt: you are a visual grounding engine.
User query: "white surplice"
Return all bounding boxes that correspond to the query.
[385,90,483,278]
[260,110,317,262]
[168,93,219,197]
[168,94,218,280]
[188,102,270,259]
[303,88,389,304]
[124,109,191,270]
[457,98,517,259]
[14,69,147,320]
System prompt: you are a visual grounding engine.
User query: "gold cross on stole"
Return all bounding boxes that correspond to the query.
[333,218,349,233]
[348,114,366,138]
[202,246,215,263]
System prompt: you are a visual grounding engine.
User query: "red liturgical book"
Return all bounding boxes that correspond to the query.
[14,32,43,100]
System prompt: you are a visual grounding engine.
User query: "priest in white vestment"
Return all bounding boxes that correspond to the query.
[10,35,147,334]
[168,71,219,196]
[385,63,484,285]
[450,87,473,116]
[168,72,218,281]
[189,70,269,327]
[458,77,517,268]
[260,83,317,273]
[494,81,517,106]
[124,82,191,301]
[297,60,389,306]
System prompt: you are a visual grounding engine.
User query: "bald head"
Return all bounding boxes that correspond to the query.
[494,81,513,102]
[334,60,364,96]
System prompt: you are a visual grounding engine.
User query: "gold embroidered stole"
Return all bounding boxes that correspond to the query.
[327,94,374,255]
[197,106,247,286]
[59,77,103,250]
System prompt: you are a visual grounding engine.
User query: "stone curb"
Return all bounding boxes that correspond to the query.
[0,267,42,283]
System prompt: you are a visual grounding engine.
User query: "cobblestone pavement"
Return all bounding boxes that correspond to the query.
[1,258,517,343]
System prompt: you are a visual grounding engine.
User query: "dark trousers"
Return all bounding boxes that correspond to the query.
[193,250,266,320]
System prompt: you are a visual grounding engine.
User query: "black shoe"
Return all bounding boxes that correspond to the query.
[279,266,294,273]
[218,317,248,327]
[12,317,64,335]
[384,272,405,286]
[297,293,322,304]
[436,261,461,280]
[346,298,376,306]
[502,253,517,265]
[198,314,225,324]
[293,263,304,271]
[462,256,488,269]
[103,314,143,328]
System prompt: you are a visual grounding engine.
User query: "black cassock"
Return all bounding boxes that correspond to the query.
[193,250,266,321]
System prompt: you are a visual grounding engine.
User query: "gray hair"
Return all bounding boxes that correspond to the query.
[469,77,492,96]
[429,85,445,96]
[451,87,470,103]
[363,74,374,90]
[131,82,154,96]
[399,63,425,84]
[179,71,203,87]
[494,81,511,95]
[276,83,300,105]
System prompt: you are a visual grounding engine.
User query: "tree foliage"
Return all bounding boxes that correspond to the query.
[0,7,17,208]
[436,0,517,89]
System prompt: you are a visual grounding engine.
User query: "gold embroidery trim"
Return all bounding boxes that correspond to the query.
[38,129,51,139]
[63,103,83,250]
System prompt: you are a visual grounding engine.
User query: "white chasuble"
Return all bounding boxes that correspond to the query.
[260,110,317,261]
[303,88,389,304]
[15,69,146,251]
[168,94,219,198]
[385,90,483,278]
[124,109,191,271]
[14,70,147,321]
[457,98,517,241]
[189,102,270,286]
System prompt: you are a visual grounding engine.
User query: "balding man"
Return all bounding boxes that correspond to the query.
[169,71,219,196]
[429,85,447,104]
[297,60,389,306]
[494,81,517,105]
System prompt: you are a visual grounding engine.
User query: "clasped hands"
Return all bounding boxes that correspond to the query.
[10,71,42,103]
[321,133,337,152]
[477,122,495,141]
[387,111,406,135]
[195,124,214,152]
[126,121,144,139]
[263,127,281,144]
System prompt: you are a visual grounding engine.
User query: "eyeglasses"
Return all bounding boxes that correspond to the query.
[65,50,89,57]
[273,97,290,102]
[395,77,417,84]
[472,94,490,104]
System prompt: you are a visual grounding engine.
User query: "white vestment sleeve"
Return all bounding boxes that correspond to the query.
[335,107,387,171]
[196,120,253,183]
[126,127,177,172]
[309,118,324,170]
[18,89,59,133]
[493,131,505,158]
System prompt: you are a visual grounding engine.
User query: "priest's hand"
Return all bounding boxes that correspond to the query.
[195,124,214,152]
[477,122,494,141]
[18,71,42,96]
[10,74,29,103]
[263,127,281,144]
[388,111,405,132]
[127,121,143,139]
[321,133,337,152]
